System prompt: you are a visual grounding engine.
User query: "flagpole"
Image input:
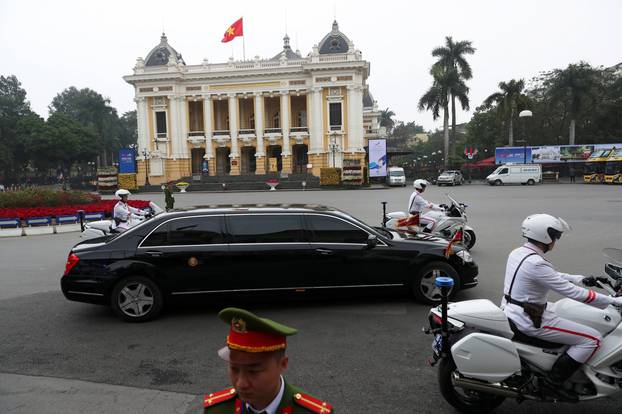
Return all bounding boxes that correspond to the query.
[242,36,246,61]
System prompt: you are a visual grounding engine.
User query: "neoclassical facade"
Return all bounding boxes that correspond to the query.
[124,21,383,185]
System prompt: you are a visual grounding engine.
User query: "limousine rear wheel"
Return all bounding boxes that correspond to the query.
[111,276,163,322]
[412,261,460,304]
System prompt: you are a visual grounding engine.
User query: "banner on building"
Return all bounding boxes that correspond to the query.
[496,143,622,164]
[119,148,136,173]
[495,147,532,164]
[369,139,387,177]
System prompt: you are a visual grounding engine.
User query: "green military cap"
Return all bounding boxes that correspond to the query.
[217,308,297,360]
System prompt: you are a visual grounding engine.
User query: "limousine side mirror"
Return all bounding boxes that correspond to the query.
[366,234,378,249]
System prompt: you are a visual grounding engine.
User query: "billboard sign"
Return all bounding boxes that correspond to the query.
[495,147,532,164]
[369,139,387,177]
[118,148,136,173]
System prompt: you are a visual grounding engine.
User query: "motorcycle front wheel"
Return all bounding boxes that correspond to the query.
[438,358,505,414]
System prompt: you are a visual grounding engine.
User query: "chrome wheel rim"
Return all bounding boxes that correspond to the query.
[419,269,454,301]
[117,282,154,317]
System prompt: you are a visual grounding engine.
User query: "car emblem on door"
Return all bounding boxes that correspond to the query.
[188,257,199,267]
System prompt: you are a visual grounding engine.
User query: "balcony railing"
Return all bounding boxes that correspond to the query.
[290,127,308,133]
[329,125,343,131]
[188,131,205,137]
[239,129,255,135]
[156,132,167,138]
[213,130,230,136]
[264,128,282,134]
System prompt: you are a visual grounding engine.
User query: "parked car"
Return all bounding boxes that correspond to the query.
[61,205,479,321]
[486,164,542,185]
[436,170,464,186]
[386,167,407,187]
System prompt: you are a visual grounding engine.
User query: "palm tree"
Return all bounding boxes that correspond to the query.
[419,66,466,168]
[380,108,396,133]
[483,79,528,146]
[547,62,598,144]
[432,36,475,154]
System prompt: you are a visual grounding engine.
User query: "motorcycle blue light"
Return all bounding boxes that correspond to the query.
[435,277,454,287]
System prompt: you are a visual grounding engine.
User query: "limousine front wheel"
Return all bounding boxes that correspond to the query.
[412,261,460,304]
[111,276,163,322]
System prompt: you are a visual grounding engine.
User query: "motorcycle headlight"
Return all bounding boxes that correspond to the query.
[455,250,473,263]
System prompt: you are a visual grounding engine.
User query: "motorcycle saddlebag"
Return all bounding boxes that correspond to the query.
[451,332,521,383]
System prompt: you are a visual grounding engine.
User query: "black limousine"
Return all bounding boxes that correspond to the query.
[61,204,478,321]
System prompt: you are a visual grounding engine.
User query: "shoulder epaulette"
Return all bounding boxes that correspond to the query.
[203,387,237,408]
[293,392,333,413]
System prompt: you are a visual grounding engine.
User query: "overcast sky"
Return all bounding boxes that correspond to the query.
[1,0,621,131]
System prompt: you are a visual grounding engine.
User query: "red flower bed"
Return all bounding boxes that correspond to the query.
[0,200,151,220]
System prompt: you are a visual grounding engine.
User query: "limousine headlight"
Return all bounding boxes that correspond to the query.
[455,250,473,263]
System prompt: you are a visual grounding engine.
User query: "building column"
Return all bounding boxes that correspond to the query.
[228,93,240,175]
[179,97,189,159]
[309,87,324,154]
[168,95,180,159]
[280,91,292,173]
[254,92,266,174]
[203,95,215,176]
[347,85,364,153]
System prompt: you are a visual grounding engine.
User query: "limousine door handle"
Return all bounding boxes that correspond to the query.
[145,250,163,257]
[315,248,334,256]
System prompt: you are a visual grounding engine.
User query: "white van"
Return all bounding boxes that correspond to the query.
[386,167,406,186]
[487,164,542,186]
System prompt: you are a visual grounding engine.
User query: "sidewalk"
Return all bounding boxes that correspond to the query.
[0,373,199,414]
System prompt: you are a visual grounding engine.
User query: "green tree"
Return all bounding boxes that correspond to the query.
[419,66,466,167]
[118,110,137,148]
[0,75,33,182]
[49,87,120,166]
[380,108,396,133]
[432,36,475,155]
[483,79,528,146]
[545,62,600,144]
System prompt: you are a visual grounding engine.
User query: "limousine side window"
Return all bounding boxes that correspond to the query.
[142,216,225,246]
[306,214,368,244]
[227,214,303,244]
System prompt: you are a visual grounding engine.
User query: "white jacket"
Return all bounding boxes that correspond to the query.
[407,191,441,215]
[113,201,145,230]
[501,242,614,330]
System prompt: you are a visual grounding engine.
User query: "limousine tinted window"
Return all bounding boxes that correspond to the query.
[227,214,303,243]
[142,216,224,246]
[306,214,368,244]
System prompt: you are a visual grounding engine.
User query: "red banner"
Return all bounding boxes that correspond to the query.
[222,17,243,43]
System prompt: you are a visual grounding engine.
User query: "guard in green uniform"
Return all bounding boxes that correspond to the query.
[163,183,174,211]
[202,308,334,414]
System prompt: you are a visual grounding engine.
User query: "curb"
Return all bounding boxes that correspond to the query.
[0,223,82,238]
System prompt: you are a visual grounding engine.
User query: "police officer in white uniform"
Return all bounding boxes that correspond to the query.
[113,189,145,232]
[502,213,622,400]
[407,179,443,232]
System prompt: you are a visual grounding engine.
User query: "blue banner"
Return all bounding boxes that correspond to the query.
[119,148,136,173]
[495,147,532,164]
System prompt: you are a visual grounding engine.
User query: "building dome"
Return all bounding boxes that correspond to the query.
[317,20,351,54]
[144,33,185,66]
[271,34,302,60]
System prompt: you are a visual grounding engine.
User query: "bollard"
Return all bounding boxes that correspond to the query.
[381,201,387,227]
[435,276,454,357]
[77,210,85,232]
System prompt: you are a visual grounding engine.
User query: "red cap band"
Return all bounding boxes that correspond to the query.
[227,328,286,353]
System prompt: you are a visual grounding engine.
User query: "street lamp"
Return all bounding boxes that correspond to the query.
[141,148,151,186]
[329,134,339,167]
[519,110,533,164]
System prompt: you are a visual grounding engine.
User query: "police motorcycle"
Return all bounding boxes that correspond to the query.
[382,194,476,249]
[79,201,164,240]
[424,248,622,413]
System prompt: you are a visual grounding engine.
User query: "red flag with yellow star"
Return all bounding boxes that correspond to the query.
[222,18,243,43]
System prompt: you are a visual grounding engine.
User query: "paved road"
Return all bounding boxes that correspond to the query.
[1,184,621,413]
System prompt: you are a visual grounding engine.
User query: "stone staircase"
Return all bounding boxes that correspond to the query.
[141,173,320,192]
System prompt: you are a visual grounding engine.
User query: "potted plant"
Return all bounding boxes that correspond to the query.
[175,181,190,193]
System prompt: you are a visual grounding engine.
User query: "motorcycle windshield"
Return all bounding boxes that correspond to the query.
[603,248,622,264]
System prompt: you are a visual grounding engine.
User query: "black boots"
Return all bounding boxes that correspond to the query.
[541,353,582,401]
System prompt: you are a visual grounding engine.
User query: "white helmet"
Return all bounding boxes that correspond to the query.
[413,179,429,191]
[115,189,131,199]
[521,214,570,244]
